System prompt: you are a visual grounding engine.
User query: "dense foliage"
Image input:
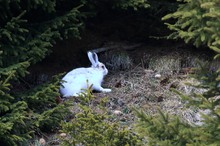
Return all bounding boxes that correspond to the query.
[0,0,152,145]
[163,0,220,56]
[1,0,220,145]
[0,0,83,145]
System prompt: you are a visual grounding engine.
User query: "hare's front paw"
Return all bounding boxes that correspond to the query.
[103,88,111,93]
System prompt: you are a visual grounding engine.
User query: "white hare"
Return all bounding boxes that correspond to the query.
[60,51,111,97]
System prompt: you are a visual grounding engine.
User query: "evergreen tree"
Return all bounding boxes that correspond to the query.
[0,0,84,145]
[134,0,220,145]
[162,0,220,55]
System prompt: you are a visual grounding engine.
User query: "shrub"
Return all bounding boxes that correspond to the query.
[60,89,140,146]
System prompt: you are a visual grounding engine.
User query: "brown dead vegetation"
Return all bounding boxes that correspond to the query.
[29,43,219,145]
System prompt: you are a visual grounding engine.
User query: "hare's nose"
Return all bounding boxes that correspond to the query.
[105,69,108,75]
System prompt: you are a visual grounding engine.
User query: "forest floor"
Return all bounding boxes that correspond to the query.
[91,43,212,127]
[25,15,219,143]
[29,41,219,145]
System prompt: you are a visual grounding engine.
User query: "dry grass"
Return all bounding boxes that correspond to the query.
[96,46,211,127]
[149,54,181,74]
[30,45,216,145]
[31,65,205,145]
[100,66,202,125]
[100,50,133,71]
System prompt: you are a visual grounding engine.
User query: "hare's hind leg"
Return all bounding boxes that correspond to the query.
[93,85,111,93]
[60,83,82,97]
[102,88,111,92]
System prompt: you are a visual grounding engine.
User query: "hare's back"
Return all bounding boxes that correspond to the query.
[65,67,88,76]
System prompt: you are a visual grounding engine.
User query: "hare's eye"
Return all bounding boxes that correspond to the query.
[101,65,105,69]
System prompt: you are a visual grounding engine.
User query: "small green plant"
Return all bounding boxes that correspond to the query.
[60,88,139,146]
[134,108,200,146]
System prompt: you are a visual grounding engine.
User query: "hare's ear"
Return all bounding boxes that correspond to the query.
[87,51,99,67]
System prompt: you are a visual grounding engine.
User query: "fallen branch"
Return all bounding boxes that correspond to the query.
[89,43,143,53]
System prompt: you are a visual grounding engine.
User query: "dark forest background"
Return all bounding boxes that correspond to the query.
[1,0,220,145]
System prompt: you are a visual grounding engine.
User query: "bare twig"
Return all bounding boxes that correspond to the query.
[89,43,143,53]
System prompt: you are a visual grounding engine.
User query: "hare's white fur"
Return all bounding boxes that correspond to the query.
[60,52,111,97]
